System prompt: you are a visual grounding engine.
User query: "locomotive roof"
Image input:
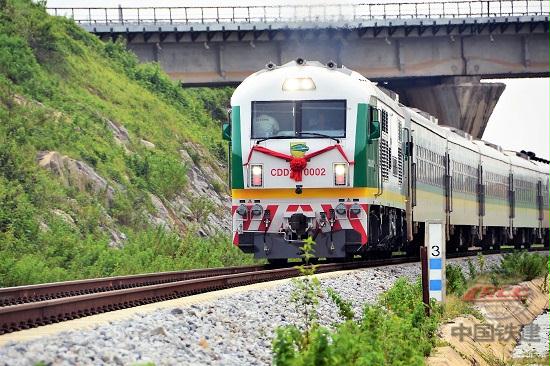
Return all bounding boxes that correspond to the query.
[232,59,377,104]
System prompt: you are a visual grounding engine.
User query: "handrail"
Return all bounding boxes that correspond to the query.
[375,140,384,198]
[47,1,549,26]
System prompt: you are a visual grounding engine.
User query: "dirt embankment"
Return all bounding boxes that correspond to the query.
[428,277,549,366]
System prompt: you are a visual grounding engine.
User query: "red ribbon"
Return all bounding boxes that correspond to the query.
[245,144,353,182]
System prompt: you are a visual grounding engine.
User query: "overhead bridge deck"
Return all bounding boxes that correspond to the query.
[48,1,549,138]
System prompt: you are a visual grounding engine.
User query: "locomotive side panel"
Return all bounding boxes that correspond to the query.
[370,100,407,210]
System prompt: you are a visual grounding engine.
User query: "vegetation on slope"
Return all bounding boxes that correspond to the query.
[0,0,250,287]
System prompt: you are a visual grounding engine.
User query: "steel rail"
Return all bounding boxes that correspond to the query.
[0,248,546,335]
[46,1,549,26]
[0,265,267,307]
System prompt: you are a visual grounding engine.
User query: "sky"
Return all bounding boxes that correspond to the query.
[483,78,549,160]
[47,0,549,159]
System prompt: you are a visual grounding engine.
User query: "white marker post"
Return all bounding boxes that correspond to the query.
[425,220,446,303]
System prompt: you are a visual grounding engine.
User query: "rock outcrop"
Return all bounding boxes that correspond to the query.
[105,119,130,146]
[177,143,231,234]
[37,139,231,241]
[140,139,155,149]
[51,209,76,227]
[105,227,128,248]
[37,151,116,204]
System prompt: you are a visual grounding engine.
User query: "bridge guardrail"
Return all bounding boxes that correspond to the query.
[47,1,550,26]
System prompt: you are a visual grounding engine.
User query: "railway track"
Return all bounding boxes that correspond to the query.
[0,247,547,335]
[0,265,269,307]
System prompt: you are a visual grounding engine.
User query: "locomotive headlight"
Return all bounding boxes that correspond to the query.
[282,77,316,91]
[236,204,248,217]
[350,203,361,216]
[335,203,347,216]
[250,164,263,187]
[251,204,263,217]
[334,163,347,186]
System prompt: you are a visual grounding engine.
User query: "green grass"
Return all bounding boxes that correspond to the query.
[442,294,483,321]
[0,0,252,287]
[273,278,443,366]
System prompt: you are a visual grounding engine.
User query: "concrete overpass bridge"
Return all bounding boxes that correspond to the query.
[48,1,549,138]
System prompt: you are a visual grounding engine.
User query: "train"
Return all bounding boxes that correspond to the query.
[222,59,549,263]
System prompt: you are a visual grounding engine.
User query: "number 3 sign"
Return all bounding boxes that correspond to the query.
[426,221,446,302]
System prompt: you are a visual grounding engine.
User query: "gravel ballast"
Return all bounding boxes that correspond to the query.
[0,255,503,366]
[512,311,550,359]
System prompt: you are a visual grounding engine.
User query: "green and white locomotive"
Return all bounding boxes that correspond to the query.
[223,59,549,263]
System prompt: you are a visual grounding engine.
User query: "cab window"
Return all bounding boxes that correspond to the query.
[251,101,295,139]
[301,100,346,138]
[251,100,346,139]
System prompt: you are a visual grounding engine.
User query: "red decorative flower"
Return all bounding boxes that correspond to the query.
[289,157,308,182]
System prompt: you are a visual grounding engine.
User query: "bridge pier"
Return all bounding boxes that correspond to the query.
[390,77,506,138]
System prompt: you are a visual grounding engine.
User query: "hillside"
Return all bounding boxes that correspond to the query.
[0,0,252,287]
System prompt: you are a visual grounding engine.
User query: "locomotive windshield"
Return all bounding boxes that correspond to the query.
[251,100,346,139]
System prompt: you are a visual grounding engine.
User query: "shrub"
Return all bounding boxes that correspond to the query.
[0,34,56,99]
[273,278,441,366]
[109,190,146,227]
[466,258,477,280]
[133,62,192,110]
[378,278,441,353]
[489,272,501,288]
[103,38,139,72]
[7,254,69,285]
[211,179,226,195]
[445,264,467,296]
[498,252,549,281]
[188,86,232,122]
[188,196,216,222]
[326,287,354,321]
[127,151,187,199]
[289,237,322,332]
[476,252,486,274]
